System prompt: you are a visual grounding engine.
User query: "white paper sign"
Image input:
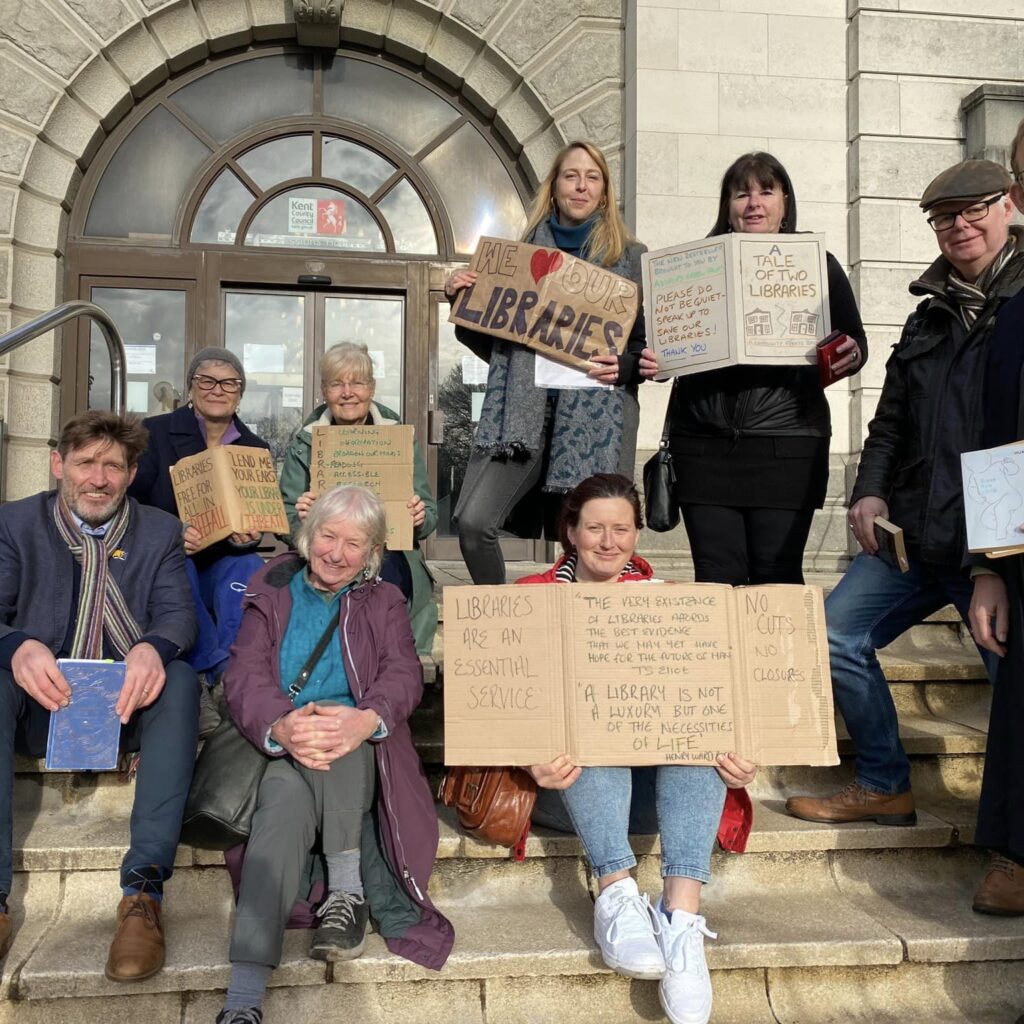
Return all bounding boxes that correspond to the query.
[288,197,316,234]
[962,442,1024,553]
[282,386,304,409]
[534,353,611,390]
[471,392,485,422]
[126,380,150,412]
[124,345,156,375]
[461,354,489,386]
[243,343,286,374]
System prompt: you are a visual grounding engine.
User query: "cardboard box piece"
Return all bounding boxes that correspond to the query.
[448,236,640,371]
[642,233,831,379]
[443,582,838,768]
[170,445,289,553]
[310,424,415,551]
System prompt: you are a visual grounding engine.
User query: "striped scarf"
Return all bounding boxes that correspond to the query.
[554,552,641,583]
[946,237,1018,329]
[53,495,142,659]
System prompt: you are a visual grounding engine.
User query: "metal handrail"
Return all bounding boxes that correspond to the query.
[0,301,127,413]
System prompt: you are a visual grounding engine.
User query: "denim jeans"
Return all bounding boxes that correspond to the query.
[826,551,993,795]
[543,765,726,883]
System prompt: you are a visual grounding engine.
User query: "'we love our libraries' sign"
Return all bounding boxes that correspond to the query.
[449,237,640,371]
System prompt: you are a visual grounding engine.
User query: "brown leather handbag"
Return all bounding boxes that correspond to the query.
[439,766,537,861]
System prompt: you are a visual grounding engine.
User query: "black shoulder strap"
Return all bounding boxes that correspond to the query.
[287,614,340,700]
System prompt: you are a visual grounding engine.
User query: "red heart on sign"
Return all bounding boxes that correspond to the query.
[530,248,564,284]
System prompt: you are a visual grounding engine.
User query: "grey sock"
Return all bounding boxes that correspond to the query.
[224,961,271,1012]
[325,848,363,897]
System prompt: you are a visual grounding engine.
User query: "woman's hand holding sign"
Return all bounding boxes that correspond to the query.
[445,269,478,299]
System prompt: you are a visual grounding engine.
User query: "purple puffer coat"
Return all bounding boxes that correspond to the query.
[223,553,453,970]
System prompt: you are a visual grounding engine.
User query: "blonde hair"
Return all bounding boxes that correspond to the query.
[522,140,634,268]
[320,342,375,389]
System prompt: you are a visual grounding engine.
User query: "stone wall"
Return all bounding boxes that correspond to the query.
[0,0,626,498]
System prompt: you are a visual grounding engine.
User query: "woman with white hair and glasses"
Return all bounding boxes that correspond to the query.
[216,485,452,1024]
[279,342,438,655]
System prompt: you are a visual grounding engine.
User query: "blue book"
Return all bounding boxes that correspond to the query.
[45,660,125,771]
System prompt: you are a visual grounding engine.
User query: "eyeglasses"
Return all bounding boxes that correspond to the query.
[192,374,243,393]
[926,193,1006,232]
[324,379,372,395]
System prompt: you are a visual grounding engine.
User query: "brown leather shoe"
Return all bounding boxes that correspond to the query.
[105,893,165,982]
[785,782,917,825]
[0,911,12,959]
[973,854,1024,916]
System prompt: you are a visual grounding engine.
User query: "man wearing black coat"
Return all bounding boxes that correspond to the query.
[786,160,1024,832]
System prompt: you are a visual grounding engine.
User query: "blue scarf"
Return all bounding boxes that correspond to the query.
[547,214,597,259]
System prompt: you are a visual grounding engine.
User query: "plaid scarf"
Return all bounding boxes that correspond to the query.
[946,236,1018,329]
[53,494,142,659]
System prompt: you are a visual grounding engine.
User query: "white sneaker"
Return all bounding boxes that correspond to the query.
[655,898,715,1024]
[593,877,665,980]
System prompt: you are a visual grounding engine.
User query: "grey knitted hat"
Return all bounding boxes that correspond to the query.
[187,347,246,394]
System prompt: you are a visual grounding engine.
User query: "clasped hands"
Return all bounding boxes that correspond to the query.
[271,702,380,771]
[526,751,758,790]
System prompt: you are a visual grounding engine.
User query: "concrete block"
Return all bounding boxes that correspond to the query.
[423,17,480,88]
[531,29,621,110]
[0,2,93,81]
[3,439,53,498]
[0,124,32,176]
[248,0,295,41]
[849,74,900,138]
[12,190,62,252]
[39,94,103,164]
[494,83,550,152]
[635,5,677,71]
[0,186,14,235]
[10,248,57,311]
[899,0,1024,13]
[0,994,182,1024]
[21,140,77,205]
[898,77,972,141]
[856,324,899,389]
[851,262,925,327]
[462,48,519,118]
[384,0,441,66]
[677,133,768,197]
[768,139,847,205]
[450,0,505,34]
[854,12,1020,80]
[557,89,621,152]
[147,2,210,73]
[637,70,718,135]
[0,53,58,127]
[7,323,58,375]
[678,10,767,75]
[798,200,848,265]
[339,0,390,48]
[105,23,169,98]
[68,54,133,128]
[64,0,134,43]
[768,15,845,79]
[898,203,938,264]
[635,130,678,196]
[0,245,8,301]
[721,76,845,141]
[723,0,845,12]
[850,137,962,201]
[635,193,717,250]
[850,198,902,264]
[8,375,58,438]
[496,0,622,69]
[193,0,254,52]
[521,124,565,190]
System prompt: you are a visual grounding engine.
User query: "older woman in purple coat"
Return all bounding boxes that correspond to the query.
[217,486,452,1024]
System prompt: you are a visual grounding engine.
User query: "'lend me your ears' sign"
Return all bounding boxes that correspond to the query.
[448,237,640,371]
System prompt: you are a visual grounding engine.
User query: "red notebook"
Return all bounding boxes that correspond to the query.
[816,330,852,388]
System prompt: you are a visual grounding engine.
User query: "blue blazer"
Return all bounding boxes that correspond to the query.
[0,492,197,663]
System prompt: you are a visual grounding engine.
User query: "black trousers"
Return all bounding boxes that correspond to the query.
[681,503,816,586]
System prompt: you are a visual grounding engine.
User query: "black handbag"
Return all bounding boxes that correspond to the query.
[643,382,680,533]
[180,614,341,851]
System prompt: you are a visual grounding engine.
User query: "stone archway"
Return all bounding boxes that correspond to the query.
[0,0,626,497]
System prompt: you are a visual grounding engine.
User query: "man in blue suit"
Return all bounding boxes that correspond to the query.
[0,411,198,980]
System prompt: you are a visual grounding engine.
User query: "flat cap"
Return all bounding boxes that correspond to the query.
[920,159,1011,210]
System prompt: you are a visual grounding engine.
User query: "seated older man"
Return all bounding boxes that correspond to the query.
[787,161,1023,847]
[0,411,198,979]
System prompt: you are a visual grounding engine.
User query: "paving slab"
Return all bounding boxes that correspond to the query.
[767,959,1024,1023]
[831,848,1024,963]
[0,992,181,1024]
[0,871,60,1000]
[922,680,993,734]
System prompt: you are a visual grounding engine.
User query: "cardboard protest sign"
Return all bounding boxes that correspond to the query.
[443,582,837,768]
[448,236,640,371]
[310,424,415,550]
[170,445,289,553]
[642,233,831,379]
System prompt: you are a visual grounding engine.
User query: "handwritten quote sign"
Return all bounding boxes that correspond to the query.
[443,582,837,767]
[449,236,640,371]
[310,425,414,550]
[642,233,831,379]
[170,445,289,552]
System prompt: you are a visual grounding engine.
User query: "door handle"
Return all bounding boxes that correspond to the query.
[427,409,445,445]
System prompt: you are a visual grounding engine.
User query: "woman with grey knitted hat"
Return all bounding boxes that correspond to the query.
[129,347,273,728]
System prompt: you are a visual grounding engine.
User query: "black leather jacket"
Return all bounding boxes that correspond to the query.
[667,253,866,441]
[852,236,1024,566]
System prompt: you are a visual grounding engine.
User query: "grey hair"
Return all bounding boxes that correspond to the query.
[296,485,386,581]
[320,342,375,390]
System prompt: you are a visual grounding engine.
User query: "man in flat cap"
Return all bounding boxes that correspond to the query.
[787,160,1022,831]
[965,126,1024,919]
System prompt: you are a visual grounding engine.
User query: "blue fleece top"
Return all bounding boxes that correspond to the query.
[278,570,354,709]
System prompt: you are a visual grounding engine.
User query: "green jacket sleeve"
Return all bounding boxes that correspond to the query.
[412,436,437,542]
[278,433,312,546]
